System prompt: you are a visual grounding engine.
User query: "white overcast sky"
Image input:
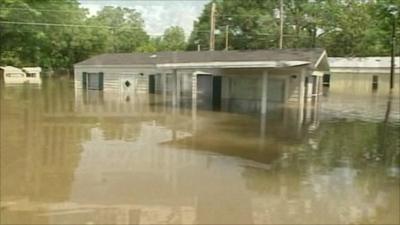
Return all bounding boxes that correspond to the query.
[78,0,209,37]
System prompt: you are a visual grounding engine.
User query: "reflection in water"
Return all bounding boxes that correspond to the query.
[1,77,399,224]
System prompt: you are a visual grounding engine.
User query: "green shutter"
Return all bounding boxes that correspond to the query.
[82,72,87,89]
[99,72,104,90]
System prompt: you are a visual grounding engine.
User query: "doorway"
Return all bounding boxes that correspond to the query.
[149,75,156,94]
[196,74,222,110]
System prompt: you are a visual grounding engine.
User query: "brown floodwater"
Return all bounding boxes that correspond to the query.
[1,77,399,224]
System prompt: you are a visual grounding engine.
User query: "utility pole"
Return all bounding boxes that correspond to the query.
[279,0,284,49]
[390,11,396,90]
[209,2,216,51]
[225,25,229,50]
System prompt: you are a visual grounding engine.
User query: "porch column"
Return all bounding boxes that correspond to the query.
[162,73,167,109]
[297,68,306,132]
[298,69,306,105]
[192,72,197,101]
[261,70,269,115]
[192,72,197,132]
[176,71,181,106]
[172,69,178,107]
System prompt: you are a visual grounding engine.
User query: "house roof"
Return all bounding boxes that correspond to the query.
[0,66,24,73]
[329,57,400,68]
[74,48,328,70]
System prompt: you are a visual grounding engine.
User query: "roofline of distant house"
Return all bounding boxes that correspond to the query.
[74,60,313,70]
[74,49,327,67]
[156,61,311,69]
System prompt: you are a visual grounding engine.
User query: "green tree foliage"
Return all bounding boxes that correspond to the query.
[87,6,149,53]
[137,26,186,52]
[188,0,399,57]
[0,1,152,70]
[0,0,88,69]
[161,26,186,51]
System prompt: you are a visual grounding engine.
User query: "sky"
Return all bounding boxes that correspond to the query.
[78,0,209,37]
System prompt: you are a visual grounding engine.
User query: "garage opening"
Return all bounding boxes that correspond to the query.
[197,74,222,110]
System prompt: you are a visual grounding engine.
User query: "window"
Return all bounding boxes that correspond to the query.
[6,73,24,78]
[323,74,330,87]
[26,73,36,77]
[82,72,104,90]
[372,75,378,90]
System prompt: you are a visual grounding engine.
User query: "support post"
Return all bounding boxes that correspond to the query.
[261,71,269,115]
[162,73,167,106]
[297,69,306,132]
[390,13,396,90]
[225,25,229,51]
[209,2,216,51]
[176,72,181,107]
[299,69,306,105]
[172,69,177,107]
[279,0,284,49]
[192,72,197,132]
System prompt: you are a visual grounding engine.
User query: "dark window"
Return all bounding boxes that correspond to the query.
[148,75,155,93]
[83,72,104,90]
[323,74,330,87]
[372,75,378,90]
[82,72,87,89]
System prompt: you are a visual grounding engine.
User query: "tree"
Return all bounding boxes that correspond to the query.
[137,37,162,52]
[0,2,150,70]
[187,0,399,57]
[161,26,186,51]
[88,6,149,53]
[0,0,89,69]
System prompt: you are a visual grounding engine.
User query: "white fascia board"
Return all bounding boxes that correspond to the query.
[74,64,156,69]
[156,61,310,69]
[330,67,398,74]
[314,50,328,69]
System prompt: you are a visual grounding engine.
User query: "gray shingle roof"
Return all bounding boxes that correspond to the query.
[75,48,326,67]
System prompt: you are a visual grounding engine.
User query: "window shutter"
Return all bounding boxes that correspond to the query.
[99,72,104,90]
[82,72,87,89]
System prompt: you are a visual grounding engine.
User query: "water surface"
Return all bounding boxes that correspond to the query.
[1,77,399,224]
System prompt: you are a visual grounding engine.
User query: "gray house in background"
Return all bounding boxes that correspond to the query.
[327,57,400,95]
[74,49,329,113]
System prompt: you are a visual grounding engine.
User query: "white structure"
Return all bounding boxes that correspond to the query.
[0,66,42,84]
[329,57,400,74]
[328,57,400,93]
[74,49,329,114]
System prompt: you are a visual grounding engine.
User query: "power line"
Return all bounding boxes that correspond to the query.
[0,7,277,17]
[0,21,137,29]
[0,7,87,13]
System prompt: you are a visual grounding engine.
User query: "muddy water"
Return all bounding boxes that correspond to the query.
[1,78,399,224]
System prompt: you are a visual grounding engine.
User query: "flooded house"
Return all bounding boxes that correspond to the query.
[0,66,42,84]
[74,49,329,114]
[328,57,400,95]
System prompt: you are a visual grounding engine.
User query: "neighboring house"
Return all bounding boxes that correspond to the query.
[327,57,400,94]
[0,66,42,84]
[74,49,329,114]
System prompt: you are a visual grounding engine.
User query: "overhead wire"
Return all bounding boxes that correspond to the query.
[0,21,126,29]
